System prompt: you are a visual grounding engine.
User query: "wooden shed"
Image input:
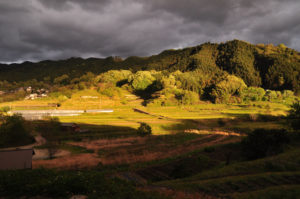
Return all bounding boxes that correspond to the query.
[0,148,34,170]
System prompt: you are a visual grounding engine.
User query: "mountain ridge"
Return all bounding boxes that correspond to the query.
[0,40,299,93]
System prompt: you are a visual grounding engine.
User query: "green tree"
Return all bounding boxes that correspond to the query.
[137,122,152,136]
[288,101,300,130]
[129,71,156,91]
[0,115,34,148]
[53,74,70,86]
[176,90,199,105]
[241,87,266,102]
[37,118,62,159]
[211,74,247,103]
[97,70,132,85]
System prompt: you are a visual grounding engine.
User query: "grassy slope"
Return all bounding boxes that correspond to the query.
[155,144,300,198]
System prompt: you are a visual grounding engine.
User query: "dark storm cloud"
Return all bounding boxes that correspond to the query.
[0,0,299,63]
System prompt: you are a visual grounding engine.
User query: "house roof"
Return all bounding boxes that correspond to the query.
[0,148,35,155]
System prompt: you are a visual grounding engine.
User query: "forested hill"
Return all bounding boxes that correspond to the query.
[0,40,299,92]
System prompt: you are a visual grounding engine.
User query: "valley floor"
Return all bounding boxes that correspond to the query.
[0,92,299,199]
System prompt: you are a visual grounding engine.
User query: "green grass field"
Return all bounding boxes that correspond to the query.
[0,89,299,199]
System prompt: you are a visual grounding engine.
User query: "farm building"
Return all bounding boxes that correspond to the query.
[0,149,34,170]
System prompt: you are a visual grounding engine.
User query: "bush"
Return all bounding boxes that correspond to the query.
[97,84,121,98]
[210,74,247,103]
[0,115,34,148]
[288,101,300,130]
[175,90,199,105]
[137,122,152,136]
[0,169,164,198]
[129,71,156,91]
[242,129,289,160]
[282,90,294,99]
[0,106,10,113]
[265,90,278,101]
[241,87,266,102]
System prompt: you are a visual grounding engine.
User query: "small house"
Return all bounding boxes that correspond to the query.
[26,86,32,93]
[0,148,34,170]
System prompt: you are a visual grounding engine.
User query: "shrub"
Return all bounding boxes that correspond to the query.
[0,169,164,198]
[176,90,199,105]
[78,82,87,90]
[241,87,266,102]
[242,129,289,160]
[288,101,300,130]
[0,106,10,113]
[137,122,152,136]
[265,90,278,101]
[97,84,121,98]
[0,115,34,148]
[282,90,294,99]
[57,95,68,102]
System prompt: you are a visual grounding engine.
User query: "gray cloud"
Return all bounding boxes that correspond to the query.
[0,0,299,63]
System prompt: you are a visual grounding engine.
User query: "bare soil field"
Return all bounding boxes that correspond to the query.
[32,133,241,169]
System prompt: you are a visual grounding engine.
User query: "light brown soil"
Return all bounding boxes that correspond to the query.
[99,135,240,165]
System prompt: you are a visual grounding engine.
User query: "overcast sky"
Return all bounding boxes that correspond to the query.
[0,0,299,63]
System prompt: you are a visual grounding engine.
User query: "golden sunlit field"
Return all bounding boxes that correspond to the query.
[0,89,299,199]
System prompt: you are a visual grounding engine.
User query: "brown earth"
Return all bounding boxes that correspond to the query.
[33,153,100,169]
[32,133,241,169]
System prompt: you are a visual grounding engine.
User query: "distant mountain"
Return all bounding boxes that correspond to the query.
[0,40,299,92]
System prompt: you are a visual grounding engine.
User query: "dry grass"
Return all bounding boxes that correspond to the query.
[33,134,240,169]
[184,129,244,136]
[33,153,100,169]
[70,136,146,151]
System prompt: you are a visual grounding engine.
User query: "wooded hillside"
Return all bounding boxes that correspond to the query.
[0,40,299,93]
